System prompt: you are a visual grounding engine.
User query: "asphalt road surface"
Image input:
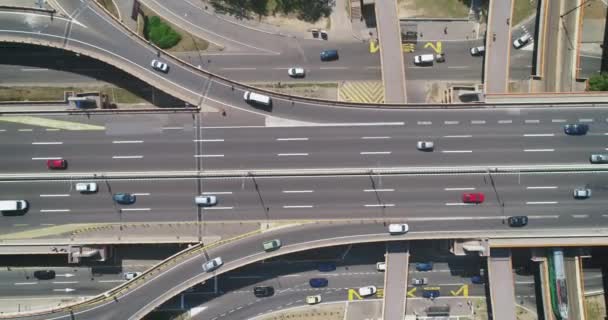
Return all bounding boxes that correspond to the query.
[3,171,608,234]
[1,111,608,173]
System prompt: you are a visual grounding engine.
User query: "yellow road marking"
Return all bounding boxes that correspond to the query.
[424,41,443,54]
[0,116,105,131]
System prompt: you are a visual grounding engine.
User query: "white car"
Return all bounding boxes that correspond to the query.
[195,195,217,207]
[358,285,377,297]
[306,294,322,304]
[573,188,591,199]
[202,257,223,272]
[151,59,169,73]
[388,223,409,234]
[287,67,305,78]
[470,46,485,56]
[124,272,142,280]
[513,34,531,49]
[590,154,608,164]
[376,262,386,271]
[75,182,98,193]
[416,141,434,151]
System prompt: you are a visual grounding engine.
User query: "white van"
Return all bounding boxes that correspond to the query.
[243,91,271,106]
[414,54,435,65]
[0,200,28,212]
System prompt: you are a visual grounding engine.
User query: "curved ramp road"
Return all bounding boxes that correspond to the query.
[5,221,601,320]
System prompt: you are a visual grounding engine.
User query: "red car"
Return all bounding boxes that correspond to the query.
[47,159,67,170]
[462,192,484,204]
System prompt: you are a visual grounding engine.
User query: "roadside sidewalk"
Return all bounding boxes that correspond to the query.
[403,20,483,42]
[0,0,53,10]
[113,0,138,31]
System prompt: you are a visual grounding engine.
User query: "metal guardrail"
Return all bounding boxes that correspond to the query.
[0,164,605,181]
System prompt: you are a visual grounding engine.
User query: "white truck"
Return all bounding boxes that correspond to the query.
[0,200,28,212]
[243,91,272,107]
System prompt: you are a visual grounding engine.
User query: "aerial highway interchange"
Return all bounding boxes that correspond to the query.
[0,0,607,319]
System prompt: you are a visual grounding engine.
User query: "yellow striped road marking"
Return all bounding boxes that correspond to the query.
[0,116,105,131]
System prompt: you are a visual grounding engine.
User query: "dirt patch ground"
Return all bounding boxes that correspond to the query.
[586,294,607,320]
[250,82,338,100]
[261,14,329,32]
[0,86,145,104]
[515,305,538,320]
[397,0,470,19]
[512,0,537,26]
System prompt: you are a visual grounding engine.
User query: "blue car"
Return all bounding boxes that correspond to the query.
[309,278,328,288]
[471,275,484,284]
[416,262,433,271]
[423,290,440,298]
[564,123,589,135]
[320,49,339,61]
[113,193,136,205]
[317,263,336,272]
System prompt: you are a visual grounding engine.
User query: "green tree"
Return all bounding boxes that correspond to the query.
[145,16,182,49]
[588,73,608,91]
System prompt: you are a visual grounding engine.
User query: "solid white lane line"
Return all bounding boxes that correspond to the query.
[604,133,608,136]
[364,204,395,207]
[282,190,314,193]
[283,205,313,208]
[112,156,143,159]
[445,203,473,206]
[360,151,391,155]
[194,139,225,142]
[523,134,554,137]
[444,187,475,191]
[471,120,486,124]
[0,129,5,132]
[443,135,472,138]
[21,68,48,71]
[498,120,512,124]
[526,186,558,189]
[112,140,144,144]
[605,148,608,151]
[523,149,554,152]
[277,153,309,156]
[361,136,391,139]
[441,150,473,153]
[417,121,432,125]
[202,191,233,195]
[525,120,540,124]
[319,67,348,70]
[131,193,150,196]
[444,121,459,125]
[40,194,70,197]
[572,214,589,218]
[552,119,567,123]
[18,129,33,132]
[447,66,470,69]
[45,129,60,131]
[31,157,62,160]
[204,207,234,210]
[14,282,37,285]
[40,209,70,212]
[120,208,151,212]
[276,138,309,141]
[363,189,395,192]
[32,142,63,145]
[221,67,257,70]
[162,127,184,130]
[52,281,78,284]
[526,201,558,205]
[98,280,125,283]
[579,118,593,122]
[194,154,224,158]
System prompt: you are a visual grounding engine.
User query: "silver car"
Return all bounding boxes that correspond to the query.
[202,257,223,272]
[513,34,531,49]
[416,141,434,151]
[151,59,169,73]
[573,188,591,199]
[590,154,608,164]
[195,195,217,207]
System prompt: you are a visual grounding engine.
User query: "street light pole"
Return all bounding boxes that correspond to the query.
[560,0,594,19]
